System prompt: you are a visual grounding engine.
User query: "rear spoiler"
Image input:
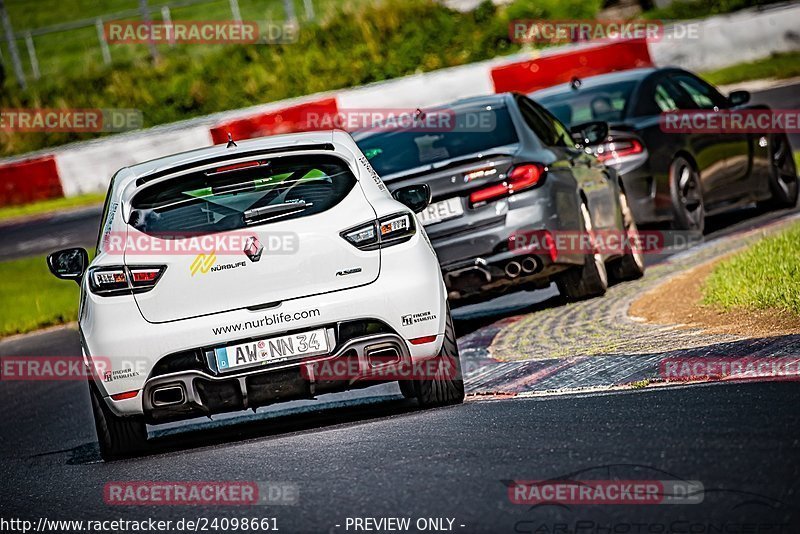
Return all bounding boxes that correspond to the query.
[134,143,335,186]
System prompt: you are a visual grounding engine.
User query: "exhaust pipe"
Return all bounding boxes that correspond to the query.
[521,256,539,274]
[151,385,185,407]
[505,261,522,278]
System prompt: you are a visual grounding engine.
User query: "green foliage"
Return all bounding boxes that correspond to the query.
[0,0,601,158]
[643,0,785,20]
[701,51,800,87]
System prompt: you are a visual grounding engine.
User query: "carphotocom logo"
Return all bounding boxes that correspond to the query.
[190,252,217,276]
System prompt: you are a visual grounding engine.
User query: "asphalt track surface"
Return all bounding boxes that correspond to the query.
[1,83,800,532]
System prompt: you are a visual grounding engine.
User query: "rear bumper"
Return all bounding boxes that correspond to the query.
[614,156,673,225]
[79,232,447,418]
[428,188,584,302]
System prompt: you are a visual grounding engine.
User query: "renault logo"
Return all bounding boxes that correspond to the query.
[244,236,263,262]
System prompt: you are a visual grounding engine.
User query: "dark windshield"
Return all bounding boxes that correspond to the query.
[354,106,518,177]
[537,81,637,126]
[129,154,356,235]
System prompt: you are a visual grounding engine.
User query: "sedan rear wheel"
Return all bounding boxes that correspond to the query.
[670,157,705,233]
[609,189,645,282]
[764,133,798,208]
[556,200,608,300]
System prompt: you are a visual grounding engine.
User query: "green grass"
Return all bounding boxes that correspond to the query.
[0,255,83,337]
[643,0,785,20]
[703,222,800,315]
[0,192,105,222]
[701,51,800,87]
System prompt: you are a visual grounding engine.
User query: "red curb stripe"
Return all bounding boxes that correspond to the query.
[490,39,652,94]
[210,97,339,144]
[0,155,63,207]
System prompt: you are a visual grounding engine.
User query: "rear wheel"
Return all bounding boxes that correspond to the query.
[670,156,705,233]
[556,200,608,300]
[401,308,465,407]
[761,133,798,209]
[608,188,645,282]
[89,380,148,461]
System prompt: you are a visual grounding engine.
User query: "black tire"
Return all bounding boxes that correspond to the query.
[556,200,608,300]
[89,380,148,461]
[608,188,645,282]
[669,156,705,233]
[403,309,465,408]
[760,133,798,209]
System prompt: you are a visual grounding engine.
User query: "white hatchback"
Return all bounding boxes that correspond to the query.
[47,130,464,460]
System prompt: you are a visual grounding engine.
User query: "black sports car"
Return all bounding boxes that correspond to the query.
[353,93,644,307]
[531,67,798,232]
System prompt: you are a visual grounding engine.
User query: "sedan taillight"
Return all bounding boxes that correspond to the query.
[89,266,166,296]
[469,164,545,207]
[594,138,644,162]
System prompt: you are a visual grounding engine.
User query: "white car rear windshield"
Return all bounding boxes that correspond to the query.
[129,154,356,235]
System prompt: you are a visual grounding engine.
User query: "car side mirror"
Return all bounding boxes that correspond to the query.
[728,90,750,107]
[47,248,88,284]
[570,121,609,146]
[392,183,431,214]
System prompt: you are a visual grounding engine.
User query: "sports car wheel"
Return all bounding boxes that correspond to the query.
[556,200,608,300]
[763,133,798,209]
[670,157,705,233]
[404,308,465,408]
[89,380,148,461]
[609,188,645,282]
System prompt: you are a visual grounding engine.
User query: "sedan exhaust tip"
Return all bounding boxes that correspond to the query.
[504,261,522,278]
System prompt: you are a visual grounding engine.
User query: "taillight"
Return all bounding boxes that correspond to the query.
[342,212,416,251]
[89,266,166,296]
[594,139,643,162]
[469,164,545,207]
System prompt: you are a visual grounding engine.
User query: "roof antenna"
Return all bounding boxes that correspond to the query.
[414,108,426,122]
[569,77,582,90]
[226,132,238,148]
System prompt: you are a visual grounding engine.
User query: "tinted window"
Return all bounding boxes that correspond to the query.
[354,106,518,176]
[537,81,637,126]
[671,74,727,110]
[129,154,356,234]
[517,97,571,147]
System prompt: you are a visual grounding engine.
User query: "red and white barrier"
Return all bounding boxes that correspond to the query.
[0,3,796,207]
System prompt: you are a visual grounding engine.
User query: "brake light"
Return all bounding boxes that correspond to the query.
[208,160,265,175]
[89,266,166,296]
[342,212,416,250]
[594,139,643,162]
[469,164,545,207]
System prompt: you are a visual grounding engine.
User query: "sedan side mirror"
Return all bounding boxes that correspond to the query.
[570,121,609,146]
[392,183,431,214]
[47,248,89,284]
[728,90,750,107]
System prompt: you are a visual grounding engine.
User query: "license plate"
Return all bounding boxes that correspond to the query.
[214,328,328,372]
[416,197,464,226]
